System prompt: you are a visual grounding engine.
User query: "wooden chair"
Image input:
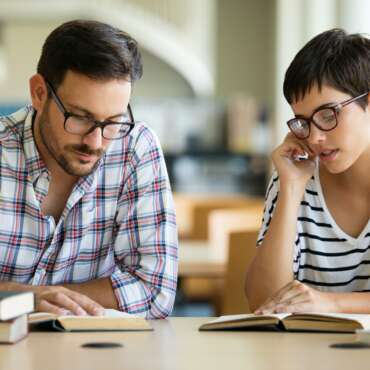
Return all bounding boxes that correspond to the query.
[179,205,263,309]
[207,205,263,262]
[173,192,264,240]
[221,229,259,315]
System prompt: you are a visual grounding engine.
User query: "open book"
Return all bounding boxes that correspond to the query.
[29,309,152,332]
[199,313,370,333]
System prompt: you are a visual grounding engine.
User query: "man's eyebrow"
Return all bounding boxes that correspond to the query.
[67,103,126,119]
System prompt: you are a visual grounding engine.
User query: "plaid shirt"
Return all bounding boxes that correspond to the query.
[0,106,178,318]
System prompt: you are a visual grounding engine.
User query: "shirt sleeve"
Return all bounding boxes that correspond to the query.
[256,172,300,276]
[256,172,279,246]
[110,125,178,319]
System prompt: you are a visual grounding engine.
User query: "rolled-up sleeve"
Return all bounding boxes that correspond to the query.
[110,125,178,319]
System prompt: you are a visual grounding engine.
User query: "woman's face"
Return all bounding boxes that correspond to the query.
[291,84,370,174]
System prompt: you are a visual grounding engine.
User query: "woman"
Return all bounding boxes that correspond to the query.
[246,28,370,314]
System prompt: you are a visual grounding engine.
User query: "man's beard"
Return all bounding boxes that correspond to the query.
[38,106,105,177]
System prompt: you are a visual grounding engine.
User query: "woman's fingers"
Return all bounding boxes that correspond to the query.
[255,281,308,314]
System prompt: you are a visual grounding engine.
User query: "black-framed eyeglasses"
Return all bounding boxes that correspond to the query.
[45,80,135,140]
[287,92,369,139]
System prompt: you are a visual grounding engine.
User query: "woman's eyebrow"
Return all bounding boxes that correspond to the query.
[294,101,337,117]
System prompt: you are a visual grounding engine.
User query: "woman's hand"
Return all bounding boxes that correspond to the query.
[254,280,338,314]
[272,133,316,189]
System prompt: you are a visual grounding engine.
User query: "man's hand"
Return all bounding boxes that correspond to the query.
[254,280,338,314]
[34,285,104,316]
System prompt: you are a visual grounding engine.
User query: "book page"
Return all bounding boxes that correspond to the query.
[58,309,137,319]
[28,312,57,323]
[29,309,136,322]
[288,312,370,329]
[206,313,291,325]
[103,309,138,318]
[29,310,151,331]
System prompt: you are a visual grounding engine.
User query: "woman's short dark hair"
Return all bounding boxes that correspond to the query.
[37,19,143,88]
[283,28,370,108]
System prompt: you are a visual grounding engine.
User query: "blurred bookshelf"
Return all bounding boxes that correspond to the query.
[165,150,267,196]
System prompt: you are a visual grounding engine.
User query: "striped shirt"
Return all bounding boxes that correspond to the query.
[257,166,370,292]
[0,106,178,318]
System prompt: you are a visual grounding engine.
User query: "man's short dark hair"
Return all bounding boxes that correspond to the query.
[283,28,370,108]
[37,19,143,88]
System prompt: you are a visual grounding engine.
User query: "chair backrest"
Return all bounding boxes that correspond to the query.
[221,229,259,315]
[208,205,263,261]
[173,193,263,240]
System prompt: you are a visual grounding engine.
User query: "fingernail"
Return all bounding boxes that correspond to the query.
[77,307,87,316]
[93,307,104,316]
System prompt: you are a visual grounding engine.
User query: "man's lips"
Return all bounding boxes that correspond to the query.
[74,151,97,162]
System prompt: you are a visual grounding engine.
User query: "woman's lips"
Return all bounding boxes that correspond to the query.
[319,149,339,161]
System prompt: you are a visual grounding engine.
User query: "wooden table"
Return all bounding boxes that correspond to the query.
[0,318,364,370]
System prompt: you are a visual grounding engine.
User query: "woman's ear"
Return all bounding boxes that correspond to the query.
[367,92,370,109]
[29,74,48,111]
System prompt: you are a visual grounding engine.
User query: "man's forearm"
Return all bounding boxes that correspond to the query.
[64,277,118,309]
[0,278,119,310]
[0,281,41,293]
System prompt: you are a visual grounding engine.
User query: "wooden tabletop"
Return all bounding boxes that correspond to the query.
[0,317,364,370]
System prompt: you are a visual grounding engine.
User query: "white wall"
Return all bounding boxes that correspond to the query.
[0,0,217,100]
[0,22,54,103]
[0,21,195,104]
[273,0,338,147]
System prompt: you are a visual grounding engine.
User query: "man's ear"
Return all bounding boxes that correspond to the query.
[29,74,48,111]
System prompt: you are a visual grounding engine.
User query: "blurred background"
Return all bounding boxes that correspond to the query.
[0,0,369,316]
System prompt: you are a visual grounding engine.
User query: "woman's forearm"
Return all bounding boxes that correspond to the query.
[246,185,304,311]
[331,292,370,313]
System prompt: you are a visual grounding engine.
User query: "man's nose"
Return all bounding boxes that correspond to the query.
[82,127,103,150]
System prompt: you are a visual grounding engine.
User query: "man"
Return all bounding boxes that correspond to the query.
[0,20,178,318]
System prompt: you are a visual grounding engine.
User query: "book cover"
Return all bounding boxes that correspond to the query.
[0,291,34,321]
[0,314,28,343]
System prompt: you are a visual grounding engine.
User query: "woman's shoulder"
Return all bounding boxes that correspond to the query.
[264,170,325,216]
[264,170,319,198]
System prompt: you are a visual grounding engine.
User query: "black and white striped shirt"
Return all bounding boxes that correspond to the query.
[257,166,370,292]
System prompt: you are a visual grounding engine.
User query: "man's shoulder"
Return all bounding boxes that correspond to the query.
[109,121,161,156]
[0,106,32,143]
[129,121,160,147]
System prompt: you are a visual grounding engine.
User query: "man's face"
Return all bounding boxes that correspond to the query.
[291,84,370,174]
[38,70,132,176]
